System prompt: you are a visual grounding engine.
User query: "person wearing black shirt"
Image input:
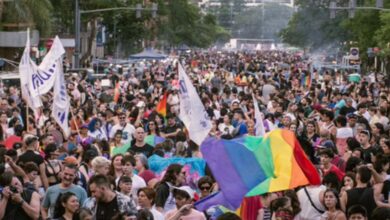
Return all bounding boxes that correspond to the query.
[339,98,356,116]
[358,130,375,164]
[17,135,49,190]
[129,127,154,158]
[341,166,377,218]
[84,175,137,220]
[0,172,40,220]
[162,114,182,142]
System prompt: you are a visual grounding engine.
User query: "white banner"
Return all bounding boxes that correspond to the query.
[52,59,70,138]
[178,62,211,146]
[29,36,65,97]
[253,94,265,136]
[19,29,42,115]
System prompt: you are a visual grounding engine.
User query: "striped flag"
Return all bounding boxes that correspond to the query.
[113,82,120,103]
[156,92,168,117]
[19,29,42,119]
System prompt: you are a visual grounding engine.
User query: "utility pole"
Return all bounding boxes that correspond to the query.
[74,0,80,69]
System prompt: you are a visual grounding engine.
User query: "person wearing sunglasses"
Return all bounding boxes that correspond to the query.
[197,176,214,200]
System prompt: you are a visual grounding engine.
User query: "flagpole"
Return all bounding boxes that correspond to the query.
[70,107,81,137]
[26,104,30,132]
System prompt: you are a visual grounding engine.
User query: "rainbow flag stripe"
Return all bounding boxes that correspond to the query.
[301,73,311,88]
[195,129,320,211]
[144,135,165,147]
[156,92,168,117]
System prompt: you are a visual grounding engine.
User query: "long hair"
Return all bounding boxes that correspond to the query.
[53,192,78,219]
[161,164,183,185]
[323,188,342,211]
[109,154,123,177]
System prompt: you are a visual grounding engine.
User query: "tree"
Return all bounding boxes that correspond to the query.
[157,0,228,49]
[1,0,53,36]
[280,0,350,50]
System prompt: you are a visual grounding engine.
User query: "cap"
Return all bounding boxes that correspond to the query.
[63,156,78,166]
[12,142,22,150]
[173,186,195,200]
[80,124,89,129]
[347,113,358,119]
[24,135,38,146]
[232,99,240,104]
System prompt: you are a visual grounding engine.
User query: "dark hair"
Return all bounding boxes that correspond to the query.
[44,143,58,160]
[323,189,341,210]
[0,171,14,186]
[374,154,390,173]
[23,162,39,173]
[136,209,154,220]
[335,115,347,127]
[216,212,242,220]
[345,157,363,172]
[374,122,385,135]
[197,176,213,189]
[346,137,361,151]
[357,166,372,184]
[109,154,123,176]
[118,175,132,186]
[137,187,156,205]
[318,148,334,158]
[341,172,356,188]
[121,155,136,166]
[284,190,301,216]
[347,205,367,218]
[89,174,110,188]
[53,192,78,219]
[161,164,183,185]
[322,172,340,191]
[371,207,390,220]
[270,197,291,213]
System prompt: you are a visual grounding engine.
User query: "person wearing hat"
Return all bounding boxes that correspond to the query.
[347,113,358,135]
[164,186,206,220]
[162,113,182,142]
[17,135,50,190]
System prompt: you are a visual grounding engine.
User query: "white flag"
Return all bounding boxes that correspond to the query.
[52,58,70,138]
[253,94,265,136]
[19,29,42,116]
[178,63,211,146]
[29,36,65,97]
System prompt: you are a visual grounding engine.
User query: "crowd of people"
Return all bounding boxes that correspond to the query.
[0,50,389,220]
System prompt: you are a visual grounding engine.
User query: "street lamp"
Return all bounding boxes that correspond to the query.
[74,1,158,68]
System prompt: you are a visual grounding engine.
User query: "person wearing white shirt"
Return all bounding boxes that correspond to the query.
[138,187,165,220]
[119,155,147,206]
[109,112,135,145]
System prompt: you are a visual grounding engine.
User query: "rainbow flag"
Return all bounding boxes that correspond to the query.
[301,72,311,88]
[113,82,120,103]
[144,135,165,147]
[156,92,168,117]
[111,142,131,156]
[195,129,320,211]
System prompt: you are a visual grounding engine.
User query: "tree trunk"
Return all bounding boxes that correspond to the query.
[80,18,97,67]
[0,0,4,22]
